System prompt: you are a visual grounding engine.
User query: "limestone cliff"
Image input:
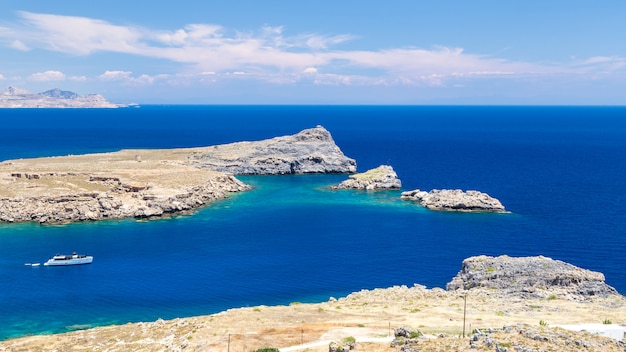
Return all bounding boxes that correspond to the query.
[401,189,506,212]
[188,125,356,175]
[331,165,401,190]
[446,255,619,300]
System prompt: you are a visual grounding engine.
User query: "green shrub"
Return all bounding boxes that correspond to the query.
[603,319,612,324]
[409,331,422,338]
[539,320,548,326]
[342,336,356,344]
[253,348,279,352]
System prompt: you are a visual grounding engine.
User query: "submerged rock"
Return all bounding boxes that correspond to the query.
[446,255,619,299]
[331,165,401,190]
[189,125,356,175]
[401,189,505,212]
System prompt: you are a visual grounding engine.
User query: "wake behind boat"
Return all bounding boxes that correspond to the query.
[44,252,93,266]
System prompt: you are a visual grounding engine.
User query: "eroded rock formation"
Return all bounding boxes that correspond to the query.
[331,165,401,190]
[188,125,356,175]
[401,189,505,212]
[446,255,619,300]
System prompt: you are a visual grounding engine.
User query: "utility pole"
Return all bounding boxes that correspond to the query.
[462,292,467,337]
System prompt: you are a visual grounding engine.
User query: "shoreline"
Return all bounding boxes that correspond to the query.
[2,284,624,350]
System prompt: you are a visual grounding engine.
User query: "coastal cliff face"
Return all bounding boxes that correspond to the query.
[0,173,248,223]
[0,86,123,108]
[446,255,619,300]
[401,189,506,212]
[188,125,357,175]
[331,165,401,190]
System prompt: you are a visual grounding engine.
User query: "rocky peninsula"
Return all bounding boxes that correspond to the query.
[0,86,124,108]
[1,256,623,351]
[331,165,401,190]
[401,188,506,212]
[0,126,355,223]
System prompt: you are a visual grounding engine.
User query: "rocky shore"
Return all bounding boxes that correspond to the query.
[331,165,401,190]
[0,126,355,224]
[1,256,623,351]
[401,188,506,212]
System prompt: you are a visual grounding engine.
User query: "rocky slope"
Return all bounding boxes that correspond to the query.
[446,255,619,300]
[331,165,401,190]
[0,86,124,108]
[187,126,356,175]
[401,188,506,212]
[0,126,355,223]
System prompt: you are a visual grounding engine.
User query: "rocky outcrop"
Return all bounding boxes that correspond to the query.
[446,255,619,299]
[189,125,356,175]
[0,174,249,224]
[401,189,506,212]
[0,86,124,108]
[331,165,401,190]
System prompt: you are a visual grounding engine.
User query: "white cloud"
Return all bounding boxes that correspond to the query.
[0,74,5,80]
[98,70,168,85]
[98,70,132,81]
[29,70,66,81]
[3,11,623,88]
[10,40,29,51]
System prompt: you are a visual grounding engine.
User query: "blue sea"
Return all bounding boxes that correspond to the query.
[0,106,625,340]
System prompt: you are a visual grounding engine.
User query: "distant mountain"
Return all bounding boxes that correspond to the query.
[39,88,80,100]
[1,86,32,96]
[0,86,128,108]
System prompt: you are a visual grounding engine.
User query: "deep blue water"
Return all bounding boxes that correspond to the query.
[0,106,625,340]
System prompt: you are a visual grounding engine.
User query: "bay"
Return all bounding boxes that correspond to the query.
[0,105,625,340]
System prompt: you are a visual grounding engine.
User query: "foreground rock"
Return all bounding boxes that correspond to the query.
[331,165,401,190]
[1,86,124,108]
[401,188,506,212]
[0,126,355,223]
[446,255,619,300]
[188,125,356,175]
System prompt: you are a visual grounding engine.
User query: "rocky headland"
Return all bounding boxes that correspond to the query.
[0,86,125,108]
[401,188,506,212]
[1,256,623,351]
[187,125,356,175]
[331,164,401,190]
[447,255,619,300]
[0,126,355,223]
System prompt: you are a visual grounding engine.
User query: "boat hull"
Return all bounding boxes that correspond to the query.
[44,254,93,266]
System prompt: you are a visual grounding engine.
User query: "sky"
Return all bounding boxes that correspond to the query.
[0,1,625,104]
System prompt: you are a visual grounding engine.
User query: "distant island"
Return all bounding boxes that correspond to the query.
[0,86,129,108]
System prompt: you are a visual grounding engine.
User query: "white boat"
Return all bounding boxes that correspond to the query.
[44,252,93,266]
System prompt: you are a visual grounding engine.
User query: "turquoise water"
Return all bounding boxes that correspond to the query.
[0,106,625,340]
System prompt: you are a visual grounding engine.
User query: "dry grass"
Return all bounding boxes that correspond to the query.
[0,147,222,199]
[1,286,624,351]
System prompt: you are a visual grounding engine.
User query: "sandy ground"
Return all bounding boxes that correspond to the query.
[1,285,624,351]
